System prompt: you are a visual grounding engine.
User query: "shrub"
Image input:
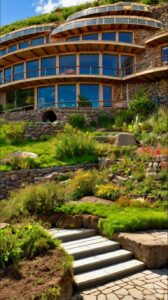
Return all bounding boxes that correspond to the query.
[69,113,86,129]
[5,156,39,170]
[128,87,156,118]
[95,183,120,200]
[2,122,28,144]
[0,223,58,268]
[152,107,168,134]
[115,109,133,127]
[55,124,98,161]
[97,111,113,128]
[78,95,92,107]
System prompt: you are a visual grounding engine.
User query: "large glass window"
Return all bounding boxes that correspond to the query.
[80,54,99,75]
[19,41,29,49]
[4,67,12,83]
[80,84,99,108]
[102,32,116,41]
[0,71,3,85]
[46,35,50,44]
[162,46,168,63]
[16,88,34,108]
[9,44,17,53]
[31,36,44,46]
[103,86,112,107]
[58,85,76,107]
[118,32,133,43]
[121,55,134,76]
[37,86,55,109]
[14,63,24,81]
[27,60,39,78]
[103,54,119,77]
[67,36,80,41]
[0,48,7,56]
[59,54,76,74]
[41,57,56,76]
[82,33,98,40]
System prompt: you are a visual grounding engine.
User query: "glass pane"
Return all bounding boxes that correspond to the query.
[31,36,44,46]
[102,32,116,41]
[4,67,12,83]
[0,71,3,85]
[82,33,98,40]
[59,55,76,74]
[27,60,39,78]
[19,41,29,49]
[0,48,7,56]
[37,86,55,109]
[9,44,17,53]
[15,88,34,108]
[103,54,119,76]
[41,57,56,76]
[80,54,99,75]
[67,36,80,41]
[58,85,76,107]
[121,55,134,76]
[103,86,112,107]
[14,63,24,81]
[118,32,133,43]
[80,84,99,108]
[162,47,168,62]
[46,35,50,43]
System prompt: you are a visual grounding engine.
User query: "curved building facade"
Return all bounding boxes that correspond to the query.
[0,2,168,114]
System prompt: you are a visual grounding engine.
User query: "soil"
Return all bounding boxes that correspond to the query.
[0,249,73,300]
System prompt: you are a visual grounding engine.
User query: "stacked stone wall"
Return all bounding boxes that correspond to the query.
[152,4,168,28]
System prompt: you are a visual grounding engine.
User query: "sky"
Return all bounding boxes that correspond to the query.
[0,0,94,26]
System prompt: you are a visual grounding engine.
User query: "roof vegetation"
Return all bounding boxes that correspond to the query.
[0,0,166,36]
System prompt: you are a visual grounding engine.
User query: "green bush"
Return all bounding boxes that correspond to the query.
[97,111,113,128]
[55,124,98,161]
[0,223,58,268]
[2,122,28,144]
[115,109,133,127]
[5,156,39,170]
[69,113,86,129]
[95,183,120,200]
[78,95,92,107]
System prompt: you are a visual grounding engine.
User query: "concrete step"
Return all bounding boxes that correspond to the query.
[74,249,133,274]
[48,228,96,242]
[62,235,110,250]
[75,259,145,290]
[66,239,120,259]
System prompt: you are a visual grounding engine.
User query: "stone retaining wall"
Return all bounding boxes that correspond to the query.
[24,122,59,140]
[0,163,98,200]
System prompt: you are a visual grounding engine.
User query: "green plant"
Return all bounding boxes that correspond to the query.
[69,113,86,129]
[5,156,39,170]
[41,287,61,300]
[115,109,133,127]
[55,124,98,161]
[97,111,113,128]
[95,183,120,200]
[78,95,92,107]
[2,122,28,144]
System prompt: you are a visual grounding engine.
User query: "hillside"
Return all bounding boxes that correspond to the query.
[0,0,167,36]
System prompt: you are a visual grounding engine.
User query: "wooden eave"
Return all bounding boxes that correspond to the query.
[123,65,168,82]
[145,31,168,46]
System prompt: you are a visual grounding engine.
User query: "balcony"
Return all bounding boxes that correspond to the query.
[145,29,168,46]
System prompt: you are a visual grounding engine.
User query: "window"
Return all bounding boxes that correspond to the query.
[13,63,24,81]
[80,84,99,108]
[31,36,44,46]
[15,88,34,108]
[67,36,80,41]
[58,85,76,107]
[82,33,98,40]
[103,54,119,77]
[118,32,133,43]
[162,46,168,63]
[103,86,112,107]
[121,55,134,76]
[59,54,76,74]
[37,86,55,109]
[102,32,116,41]
[0,71,3,85]
[19,41,29,49]
[9,44,17,53]
[41,57,56,76]
[80,54,99,75]
[0,48,6,56]
[46,35,50,44]
[27,60,39,78]
[4,67,12,83]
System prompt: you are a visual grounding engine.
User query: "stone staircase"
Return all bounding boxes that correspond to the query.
[49,228,145,290]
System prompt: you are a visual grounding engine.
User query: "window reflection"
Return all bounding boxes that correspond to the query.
[162,46,168,63]
[80,84,99,108]
[38,86,55,109]
[4,68,12,83]
[102,32,116,41]
[19,41,29,49]
[121,55,134,76]
[82,33,98,40]
[103,86,112,107]
[118,32,133,43]
[58,85,76,107]
[41,57,56,76]
[59,55,76,74]
[9,44,17,53]
[80,54,99,75]
[31,36,44,46]
[67,36,80,41]
[103,54,119,77]
[0,48,7,56]
[14,63,24,81]
[27,60,39,78]
[0,71,3,85]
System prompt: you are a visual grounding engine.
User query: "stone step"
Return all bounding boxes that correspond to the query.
[48,228,96,242]
[75,259,145,290]
[66,239,120,259]
[74,249,133,274]
[62,235,110,250]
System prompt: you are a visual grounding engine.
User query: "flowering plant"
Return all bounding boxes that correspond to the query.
[95,184,120,201]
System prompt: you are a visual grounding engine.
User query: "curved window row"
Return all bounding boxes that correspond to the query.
[37,84,112,109]
[66,31,133,43]
[67,3,151,22]
[0,53,135,84]
[0,25,52,44]
[0,35,50,57]
[51,17,162,36]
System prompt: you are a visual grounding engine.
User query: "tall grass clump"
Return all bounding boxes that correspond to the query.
[1,122,28,144]
[55,124,98,161]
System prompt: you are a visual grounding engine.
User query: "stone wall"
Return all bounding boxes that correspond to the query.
[0,163,98,200]
[152,4,168,29]
[24,122,59,140]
